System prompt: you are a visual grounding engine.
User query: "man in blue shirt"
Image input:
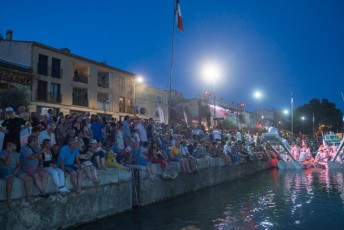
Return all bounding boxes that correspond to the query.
[58,137,83,194]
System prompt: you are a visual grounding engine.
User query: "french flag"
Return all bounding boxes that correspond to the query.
[176,0,184,32]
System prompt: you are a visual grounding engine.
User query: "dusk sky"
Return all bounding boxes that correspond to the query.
[2,0,344,114]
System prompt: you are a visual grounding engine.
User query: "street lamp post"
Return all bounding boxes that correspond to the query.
[283,109,289,130]
[203,63,219,128]
[134,76,144,114]
[301,116,305,134]
[253,90,262,126]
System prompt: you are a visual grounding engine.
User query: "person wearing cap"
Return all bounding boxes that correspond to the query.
[88,139,106,170]
[0,107,31,152]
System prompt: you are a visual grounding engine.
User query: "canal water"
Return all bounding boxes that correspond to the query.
[75,168,344,229]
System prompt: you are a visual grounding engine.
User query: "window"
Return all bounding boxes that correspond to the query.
[140,107,146,115]
[156,95,162,103]
[37,54,48,75]
[128,79,134,95]
[51,58,61,78]
[119,77,125,92]
[50,83,61,102]
[127,99,133,114]
[37,80,47,100]
[97,92,109,103]
[119,97,125,113]
[97,71,109,88]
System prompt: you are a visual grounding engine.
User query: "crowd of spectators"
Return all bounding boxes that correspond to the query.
[0,106,270,210]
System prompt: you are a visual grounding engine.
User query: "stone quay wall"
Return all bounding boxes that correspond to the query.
[0,158,271,229]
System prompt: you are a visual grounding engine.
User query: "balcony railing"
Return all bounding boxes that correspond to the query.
[48,93,62,103]
[34,91,62,103]
[73,98,88,107]
[36,64,63,78]
[73,73,88,84]
[126,106,134,114]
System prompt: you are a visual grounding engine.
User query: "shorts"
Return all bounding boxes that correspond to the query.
[64,164,79,173]
[0,168,26,180]
[22,166,47,177]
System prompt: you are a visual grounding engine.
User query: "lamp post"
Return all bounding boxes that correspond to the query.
[253,90,262,126]
[134,76,144,114]
[203,63,219,128]
[301,116,305,134]
[283,109,289,130]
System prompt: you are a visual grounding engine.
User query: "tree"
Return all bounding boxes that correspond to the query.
[0,86,31,111]
[294,98,343,135]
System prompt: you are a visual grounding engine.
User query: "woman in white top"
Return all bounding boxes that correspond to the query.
[41,139,69,193]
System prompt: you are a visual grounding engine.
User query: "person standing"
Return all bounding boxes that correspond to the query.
[0,107,31,152]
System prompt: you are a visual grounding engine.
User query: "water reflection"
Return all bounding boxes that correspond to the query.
[73,168,344,230]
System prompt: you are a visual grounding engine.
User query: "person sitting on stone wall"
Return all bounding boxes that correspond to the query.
[208,141,231,166]
[105,149,128,170]
[0,141,31,209]
[180,140,198,173]
[169,141,192,174]
[148,142,168,169]
[88,139,106,170]
[20,135,50,198]
[57,137,84,194]
[40,139,69,193]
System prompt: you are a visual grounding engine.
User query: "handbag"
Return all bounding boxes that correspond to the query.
[82,160,93,166]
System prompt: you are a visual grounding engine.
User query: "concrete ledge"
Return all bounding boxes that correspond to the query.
[0,158,271,229]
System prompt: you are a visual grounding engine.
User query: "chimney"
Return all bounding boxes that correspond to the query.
[6,30,13,40]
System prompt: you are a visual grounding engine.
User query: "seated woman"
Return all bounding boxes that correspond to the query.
[132,142,155,179]
[148,142,168,168]
[88,139,106,170]
[77,138,100,184]
[105,149,128,170]
[41,139,69,193]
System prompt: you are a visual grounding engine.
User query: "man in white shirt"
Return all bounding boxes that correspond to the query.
[38,124,56,146]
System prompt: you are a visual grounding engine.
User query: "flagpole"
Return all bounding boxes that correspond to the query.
[168,0,177,125]
[312,111,315,138]
[291,92,294,141]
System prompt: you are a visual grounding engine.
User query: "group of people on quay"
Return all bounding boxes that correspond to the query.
[0,105,274,210]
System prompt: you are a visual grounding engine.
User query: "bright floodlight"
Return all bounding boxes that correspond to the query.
[301,116,305,120]
[283,109,289,115]
[136,76,144,83]
[253,91,262,100]
[202,63,220,82]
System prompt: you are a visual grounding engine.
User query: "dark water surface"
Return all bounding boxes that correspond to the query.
[74,168,344,230]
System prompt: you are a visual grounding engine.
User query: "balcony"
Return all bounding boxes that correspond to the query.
[73,98,88,107]
[34,91,62,103]
[48,93,62,103]
[73,72,88,84]
[97,102,110,111]
[126,106,134,114]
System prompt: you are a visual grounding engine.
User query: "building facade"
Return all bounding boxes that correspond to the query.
[0,30,168,121]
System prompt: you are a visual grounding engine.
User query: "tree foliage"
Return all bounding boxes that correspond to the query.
[0,86,31,110]
[294,98,343,134]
